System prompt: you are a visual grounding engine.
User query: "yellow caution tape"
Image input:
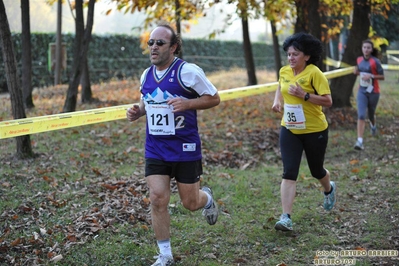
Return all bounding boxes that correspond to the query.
[219,82,279,101]
[0,104,132,139]
[382,64,399,70]
[219,67,356,102]
[324,57,399,70]
[323,67,355,78]
[1,65,397,139]
[388,54,399,63]
[324,57,353,68]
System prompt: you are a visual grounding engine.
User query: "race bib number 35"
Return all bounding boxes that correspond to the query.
[146,104,175,135]
[284,103,306,129]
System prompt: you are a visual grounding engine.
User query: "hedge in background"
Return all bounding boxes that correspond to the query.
[0,33,276,92]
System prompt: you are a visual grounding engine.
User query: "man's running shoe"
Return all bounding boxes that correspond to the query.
[201,186,218,225]
[275,213,293,231]
[323,181,336,211]
[151,254,174,266]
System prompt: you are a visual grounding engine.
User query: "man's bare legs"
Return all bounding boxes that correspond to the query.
[177,182,208,211]
[146,175,172,241]
[146,176,212,240]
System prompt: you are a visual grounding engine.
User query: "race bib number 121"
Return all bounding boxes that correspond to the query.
[146,104,175,135]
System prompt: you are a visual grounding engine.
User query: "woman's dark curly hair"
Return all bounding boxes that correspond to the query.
[282,32,323,65]
[157,24,182,56]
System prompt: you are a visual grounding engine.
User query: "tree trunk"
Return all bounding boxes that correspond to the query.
[81,0,95,102]
[0,0,34,158]
[80,60,92,102]
[62,0,83,112]
[294,0,308,33]
[307,0,325,71]
[330,0,370,108]
[270,20,282,80]
[54,0,62,85]
[241,17,257,85]
[307,0,321,37]
[294,0,325,71]
[175,0,183,59]
[21,0,34,108]
[63,0,95,112]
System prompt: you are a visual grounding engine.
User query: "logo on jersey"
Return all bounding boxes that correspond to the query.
[297,78,307,86]
[183,143,196,151]
[143,87,188,104]
[281,76,290,83]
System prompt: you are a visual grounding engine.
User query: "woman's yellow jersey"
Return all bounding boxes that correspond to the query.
[279,64,330,134]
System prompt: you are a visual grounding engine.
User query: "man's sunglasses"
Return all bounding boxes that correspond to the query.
[147,39,171,47]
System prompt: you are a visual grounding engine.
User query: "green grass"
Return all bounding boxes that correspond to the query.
[0,69,398,265]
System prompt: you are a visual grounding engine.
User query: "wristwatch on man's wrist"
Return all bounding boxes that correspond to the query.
[304,92,310,101]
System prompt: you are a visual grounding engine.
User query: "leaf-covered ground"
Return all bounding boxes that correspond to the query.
[1,69,398,265]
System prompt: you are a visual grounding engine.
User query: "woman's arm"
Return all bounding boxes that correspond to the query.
[272,85,283,113]
[304,93,333,108]
[288,82,332,108]
[371,73,385,81]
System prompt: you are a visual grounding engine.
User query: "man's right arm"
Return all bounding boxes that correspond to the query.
[127,100,145,122]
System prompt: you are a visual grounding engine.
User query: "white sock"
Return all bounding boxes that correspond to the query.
[157,239,172,257]
[357,137,363,144]
[204,191,213,209]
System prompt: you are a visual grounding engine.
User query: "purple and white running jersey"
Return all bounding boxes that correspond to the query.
[140,58,207,162]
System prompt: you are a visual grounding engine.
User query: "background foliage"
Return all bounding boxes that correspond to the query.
[0,33,276,92]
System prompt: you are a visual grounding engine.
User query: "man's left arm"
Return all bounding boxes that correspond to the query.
[170,63,220,112]
[168,93,220,113]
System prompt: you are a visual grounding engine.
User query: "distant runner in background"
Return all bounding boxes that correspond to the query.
[353,39,385,150]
